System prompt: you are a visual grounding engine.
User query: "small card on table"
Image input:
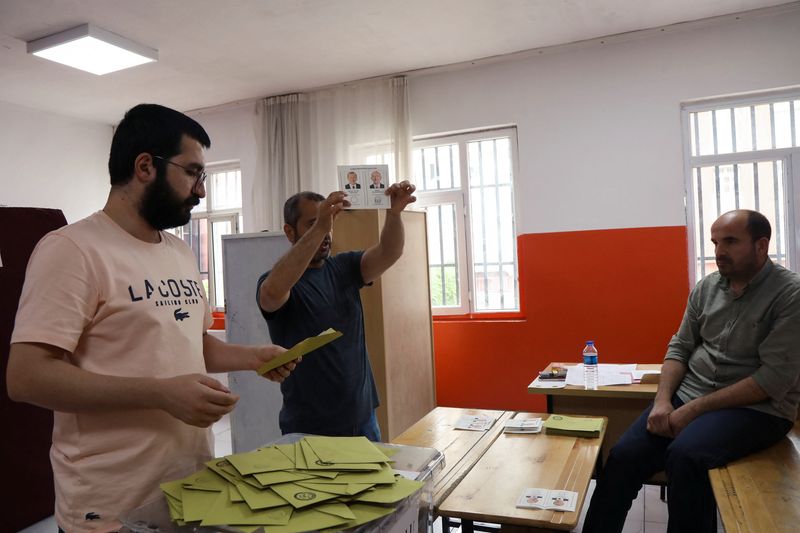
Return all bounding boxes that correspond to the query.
[515,488,578,512]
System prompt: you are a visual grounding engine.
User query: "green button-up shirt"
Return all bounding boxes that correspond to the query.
[665,260,800,421]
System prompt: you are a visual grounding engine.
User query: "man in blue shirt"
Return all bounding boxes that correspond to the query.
[257,182,416,440]
[584,209,800,533]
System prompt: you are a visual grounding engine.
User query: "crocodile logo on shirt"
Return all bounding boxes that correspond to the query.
[85,512,101,521]
[174,308,190,321]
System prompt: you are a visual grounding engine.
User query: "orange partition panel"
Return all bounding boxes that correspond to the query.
[432,225,690,412]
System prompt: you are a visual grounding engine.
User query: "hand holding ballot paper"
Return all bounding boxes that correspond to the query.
[257,328,343,376]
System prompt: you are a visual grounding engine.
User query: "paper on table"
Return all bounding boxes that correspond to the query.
[257,328,343,375]
[565,364,636,387]
[632,370,661,381]
[454,414,496,431]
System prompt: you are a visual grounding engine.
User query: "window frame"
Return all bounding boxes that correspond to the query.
[681,90,800,286]
[413,126,521,317]
[172,162,243,311]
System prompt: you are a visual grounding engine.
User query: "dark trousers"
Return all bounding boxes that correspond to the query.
[583,395,792,533]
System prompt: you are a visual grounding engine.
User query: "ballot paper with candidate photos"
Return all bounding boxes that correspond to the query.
[515,488,578,512]
[454,413,496,431]
[338,164,391,209]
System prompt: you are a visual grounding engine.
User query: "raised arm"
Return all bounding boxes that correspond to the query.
[361,180,417,284]
[258,192,348,312]
[7,342,237,428]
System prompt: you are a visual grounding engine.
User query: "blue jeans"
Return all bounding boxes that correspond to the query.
[358,410,382,442]
[583,395,792,533]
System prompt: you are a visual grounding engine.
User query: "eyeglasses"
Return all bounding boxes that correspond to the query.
[152,155,207,191]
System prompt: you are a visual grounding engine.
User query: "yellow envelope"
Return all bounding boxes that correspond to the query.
[352,476,424,504]
[319,502,396,532]
[296,481,374,496]
[253,469,317,486]
[183,468,228,492]
[269,482,340,509]
[263,507,350,533]
[164,493,183,521]
[159,479,184,501]
[257,328,343,375]
[199,494,292,526]
[274,443,296,464]
[306,463,397,485]
[227,447,295,475]
[206,459,246,485]
[229,484,244,503]
[235,482,289,510]
[314,502,357,520]
[182,487,222,523]
[305,436,391,464]
[300,439,381,471]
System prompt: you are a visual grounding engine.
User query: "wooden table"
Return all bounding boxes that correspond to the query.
[528,362,660,466]
[437,412,606,531]
[391,406,513,507]
[709,422,800,532]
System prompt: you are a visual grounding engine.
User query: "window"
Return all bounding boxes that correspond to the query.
[412,128,520,315]
[683,92,800,283]
[171,163,243,310]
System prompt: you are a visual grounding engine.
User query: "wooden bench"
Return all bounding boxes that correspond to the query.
[709,421,800,532]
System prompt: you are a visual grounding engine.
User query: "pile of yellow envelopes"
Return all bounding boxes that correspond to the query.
[159,436,424,532]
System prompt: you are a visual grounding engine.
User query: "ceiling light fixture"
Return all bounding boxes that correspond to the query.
[27,23,157,75]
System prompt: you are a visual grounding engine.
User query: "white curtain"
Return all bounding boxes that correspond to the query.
[252,76,411,231]
[252,94,307,232]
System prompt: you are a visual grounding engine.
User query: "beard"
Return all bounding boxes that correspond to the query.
[139,169,200,230]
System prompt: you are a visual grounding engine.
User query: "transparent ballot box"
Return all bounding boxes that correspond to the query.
[120,434,444,533]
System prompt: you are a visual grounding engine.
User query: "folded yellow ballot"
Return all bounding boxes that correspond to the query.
[544,414,604,438]
[257,328,342,375]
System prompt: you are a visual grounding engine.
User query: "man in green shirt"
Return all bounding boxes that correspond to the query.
[584,209,800,533]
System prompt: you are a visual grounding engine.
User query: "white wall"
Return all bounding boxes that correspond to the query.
[409,8,800,234]
[0,101,111,223]
[189,103,261,232]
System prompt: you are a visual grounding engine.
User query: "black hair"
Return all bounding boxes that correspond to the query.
[108,103,211,186]
[744,209,771,242]
[284,191,325,228]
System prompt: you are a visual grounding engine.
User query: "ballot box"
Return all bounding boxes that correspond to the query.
[120,435,444,533]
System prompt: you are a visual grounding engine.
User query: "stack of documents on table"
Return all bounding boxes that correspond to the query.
[544,415,604,438]
[515,488,578,512]
[454,413,496,431]
[564,363,636,387]
[504,418,543,434]
[159,436,423,532]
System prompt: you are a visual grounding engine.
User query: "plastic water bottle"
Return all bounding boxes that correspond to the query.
[583,341,598,390]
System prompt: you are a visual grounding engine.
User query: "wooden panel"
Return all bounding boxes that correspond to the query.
[380,211,436,438]
[332,210,435,440]
[437,412,606,530]
[710,424,800,533]
[391,406,511,506]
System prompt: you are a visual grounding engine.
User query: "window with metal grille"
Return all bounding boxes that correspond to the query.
[683,93,800,283]
[413,127,519,314]
[170,163,243,310]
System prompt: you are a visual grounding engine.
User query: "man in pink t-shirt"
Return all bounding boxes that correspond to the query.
[7,104,296,533]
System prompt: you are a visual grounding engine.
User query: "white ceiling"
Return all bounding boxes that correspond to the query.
[0,0,794,124]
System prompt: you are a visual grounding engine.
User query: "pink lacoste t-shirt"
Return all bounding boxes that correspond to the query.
[12,211,214,532]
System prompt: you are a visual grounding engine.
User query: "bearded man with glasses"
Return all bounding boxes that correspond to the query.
[7,103,296,533]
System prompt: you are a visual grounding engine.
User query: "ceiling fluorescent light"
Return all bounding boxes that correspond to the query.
[27,23,157,75]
